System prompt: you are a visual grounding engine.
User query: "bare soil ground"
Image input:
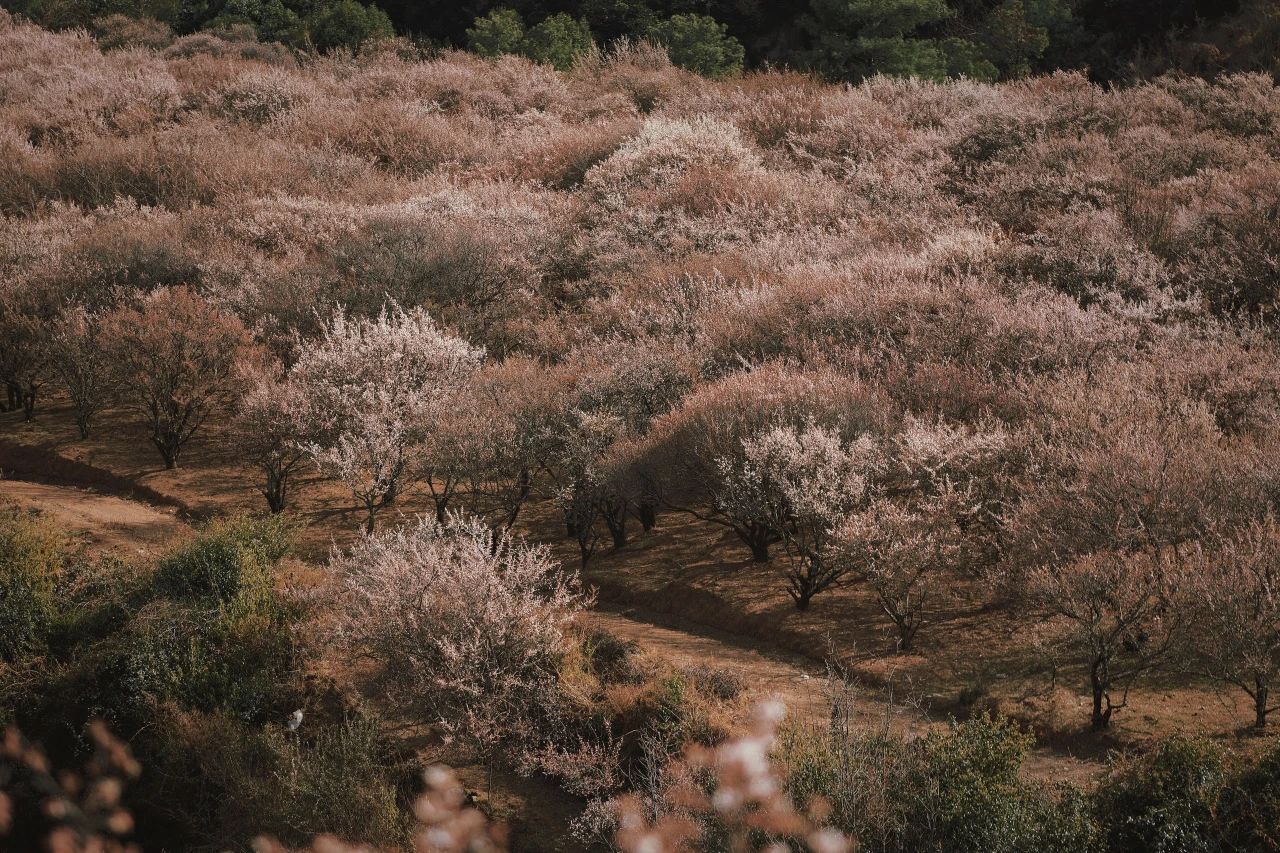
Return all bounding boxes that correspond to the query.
[2,398,1266,798]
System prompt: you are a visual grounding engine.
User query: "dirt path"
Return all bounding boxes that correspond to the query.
[584,606,921,731]
[1,478,187,557]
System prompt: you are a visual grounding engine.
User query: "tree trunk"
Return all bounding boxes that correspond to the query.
[1255,677,1269,730]
[20,383,36,421]
[499,468,532,536]
[602,498,628,549]
[897,622,916,652]
[1090,658,1111,730]
[737,523,774,563]
[606,517,627,549]
[264,468,287,514]
[155,439,179,470]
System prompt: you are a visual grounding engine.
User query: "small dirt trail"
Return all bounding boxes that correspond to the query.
[583,606,923,734]
[1,479,187,557]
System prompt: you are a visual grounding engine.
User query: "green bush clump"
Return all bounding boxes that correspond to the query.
[646,13,744,78]
[779,712,1096,852]
[0,508,67,663]
[1219,741,1280,850]
[467,8,593,70]
[120,595,297,721]
[304,0,394,53]
[116,516,300,721]
[152,514,295,603]
[1094,737,1226,853]
[465,7,523,57]
[147,709,408,849]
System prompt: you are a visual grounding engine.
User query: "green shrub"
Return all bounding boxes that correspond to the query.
[1094,737,1226,853]
[304,0,393,53]
[205,0,300,43]
[120,595,297,722]
[1219,741,1280,850]
[916,714,1071,853]
[152,514,294,603]
[520,12,592,70]
[646,13,744,78]
[778,712,1096,853]
[0,508,66,662]
[466,7,524,57]
[143,709,407,850]
[121,516,299,721]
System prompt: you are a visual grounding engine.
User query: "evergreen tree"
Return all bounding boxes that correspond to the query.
[647,13,744,78]
[466,6,524,57]
[521,12,593,69]
[802,0,954,82]
[303,0,393,51]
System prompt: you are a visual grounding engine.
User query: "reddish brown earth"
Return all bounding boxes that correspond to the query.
[1,397,1266,797]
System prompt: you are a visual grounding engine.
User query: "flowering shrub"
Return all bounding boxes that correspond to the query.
[331,514,587,761]
[289,305,483,531]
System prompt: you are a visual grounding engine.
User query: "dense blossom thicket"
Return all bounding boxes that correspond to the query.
[2,10,1280,851]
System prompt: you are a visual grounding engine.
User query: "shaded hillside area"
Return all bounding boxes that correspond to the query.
[2,11,1280,852]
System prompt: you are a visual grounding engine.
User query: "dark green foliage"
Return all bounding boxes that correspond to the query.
[466,6,523,57]
[778,713,1098,852]
[0,511,328,850]
[0,509,65,663]
[522,12,593,70]
[1219,741,1280,851]
[302,0,392,51]
[975,0,1049,78]
[467,8,592,70]
[9,0,1265,82]
[119,593,297,721]
[802,0,954,82]
[647,13,744,78]
[152,514,295,603]
[145,709,408,849]
[205,0,300,41]
[1094,737,1226,853]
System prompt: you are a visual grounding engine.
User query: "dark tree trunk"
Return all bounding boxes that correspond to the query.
[602,497,628,549]
[155,438,179,470]
[736,522,777,563]
[20,382,36,420]
[264,468,287,514]
[499,467,532,536]
[1090,658,1111,730]
[896,621,917,652]
[1255,678,1269,730]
